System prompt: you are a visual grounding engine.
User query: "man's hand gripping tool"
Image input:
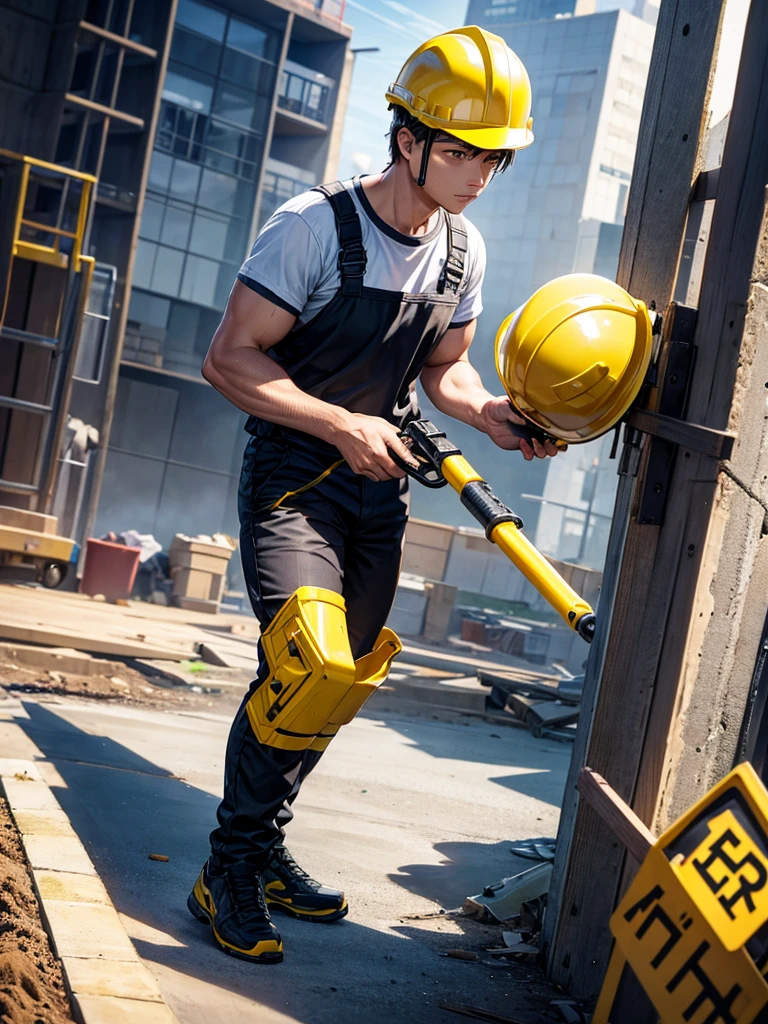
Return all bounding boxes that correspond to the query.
[395,420,596,643]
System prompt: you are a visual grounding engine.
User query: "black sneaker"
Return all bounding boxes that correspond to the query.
[188,858,283,963]
[263,845,348,923]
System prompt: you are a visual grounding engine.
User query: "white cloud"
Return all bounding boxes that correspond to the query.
[382,0,447,31]
[344,0,428,39]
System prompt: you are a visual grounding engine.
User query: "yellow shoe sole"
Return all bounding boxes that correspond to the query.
[265,894,349,924]
[187,890,284,964]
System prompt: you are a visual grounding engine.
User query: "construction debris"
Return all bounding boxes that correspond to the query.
[509,837,556,862]
[519,895,547,934]
[477,669,580,741]
[400,907,460,920]
[464,863,552,924]
[486,941,538,958]
[507,693,579,737]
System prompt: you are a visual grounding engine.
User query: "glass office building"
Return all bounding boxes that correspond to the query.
[124,0,349,384]
[94,0,351,561]
[127,1,282,375]
[464,0,595,26]
[0,0,350,555]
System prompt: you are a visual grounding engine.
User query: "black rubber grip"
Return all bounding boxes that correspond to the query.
[460,480,524,539]
[507,411,568,450]
[507,421,542,444]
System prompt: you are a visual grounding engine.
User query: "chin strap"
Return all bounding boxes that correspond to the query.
[417,129,435,188]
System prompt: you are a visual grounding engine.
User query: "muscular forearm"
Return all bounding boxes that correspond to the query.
[203,345,348,443]
[420,359,494,432]
[204,343,419,479]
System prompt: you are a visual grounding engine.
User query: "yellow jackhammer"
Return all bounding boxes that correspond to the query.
[397,418,596,644]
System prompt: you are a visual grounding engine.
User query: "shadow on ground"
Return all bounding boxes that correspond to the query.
[388,839,552,910]
[15,700,564,1024]
[365,698,570,774]
[362,702,569,811]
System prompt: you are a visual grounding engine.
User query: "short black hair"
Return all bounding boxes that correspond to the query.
[386,105,515,173]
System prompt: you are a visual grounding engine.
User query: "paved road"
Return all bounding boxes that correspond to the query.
[7,694,571,1023]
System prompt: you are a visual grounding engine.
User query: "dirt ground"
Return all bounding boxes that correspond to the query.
[0,795,73,1024]
[0,655,230,711]
[0,641,236,1024]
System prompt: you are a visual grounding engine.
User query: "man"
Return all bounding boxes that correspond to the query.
[188,25,557,964]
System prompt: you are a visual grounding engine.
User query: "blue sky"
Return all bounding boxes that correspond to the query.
[336,0,637,180]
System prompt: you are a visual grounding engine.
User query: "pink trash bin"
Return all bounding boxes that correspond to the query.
[80,538,141,602]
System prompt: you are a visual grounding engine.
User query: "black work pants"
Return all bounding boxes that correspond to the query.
[209,430,408,868]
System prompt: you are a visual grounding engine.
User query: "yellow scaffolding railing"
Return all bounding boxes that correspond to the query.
[0,150,97,505]
[0,148,96,279]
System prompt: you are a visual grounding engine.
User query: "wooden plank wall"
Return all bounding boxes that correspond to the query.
[542,0,729,1000]
[634,0,768,829]
[608,5,768,1016]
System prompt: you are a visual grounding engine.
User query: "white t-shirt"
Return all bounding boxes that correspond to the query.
[238,176,486,331]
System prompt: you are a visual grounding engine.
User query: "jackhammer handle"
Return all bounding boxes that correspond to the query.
[440,453,595,643]
[490,519,595,642]
[396,420,595,642]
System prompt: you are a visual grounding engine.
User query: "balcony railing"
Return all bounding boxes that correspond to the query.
[277,62,335,124]
[292,0,346,22]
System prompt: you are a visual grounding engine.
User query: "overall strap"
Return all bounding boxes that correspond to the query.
[438,212,468,295]
[312,181,367,298]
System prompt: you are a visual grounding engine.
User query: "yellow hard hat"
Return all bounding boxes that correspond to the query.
[495,274,653,444]
[385,26,534,152]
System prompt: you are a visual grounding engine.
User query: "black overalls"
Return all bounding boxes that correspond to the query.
[210,180,468,868]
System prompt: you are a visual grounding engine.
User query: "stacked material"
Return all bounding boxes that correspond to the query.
[169,534,236,614]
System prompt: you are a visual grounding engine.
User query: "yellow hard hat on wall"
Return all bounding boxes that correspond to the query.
[385,26,534,153]
[495,274,653,444]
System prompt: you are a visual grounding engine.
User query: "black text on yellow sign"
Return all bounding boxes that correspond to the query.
[674,807,768,952]
[609,764,768,1023]
[612,849,768,1023]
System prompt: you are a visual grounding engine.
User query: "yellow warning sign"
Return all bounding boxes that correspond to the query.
[607,765,768,1022]
[672,807,768,952]
[612,849,768,1023]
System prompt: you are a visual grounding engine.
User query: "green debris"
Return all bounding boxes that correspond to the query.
[180,660,207,674]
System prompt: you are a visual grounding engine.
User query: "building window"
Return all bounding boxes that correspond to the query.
[155,100,262,181]
[258,161,316,228]
[128,0,278,379]
[73,265,116,384]
[278,61,334,124]
[175,0,227,42]
[84,0,132,36]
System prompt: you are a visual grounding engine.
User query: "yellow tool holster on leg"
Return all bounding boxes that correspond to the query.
[246,587,401,751]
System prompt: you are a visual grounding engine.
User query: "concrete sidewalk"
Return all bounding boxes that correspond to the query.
[1,692,570,1024]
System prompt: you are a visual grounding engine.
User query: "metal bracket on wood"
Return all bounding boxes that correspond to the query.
[627,408,735,460]
[627,303,735,525]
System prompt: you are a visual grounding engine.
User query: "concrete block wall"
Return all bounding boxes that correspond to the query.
[401,518,454,581]
[402,517,603,614]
